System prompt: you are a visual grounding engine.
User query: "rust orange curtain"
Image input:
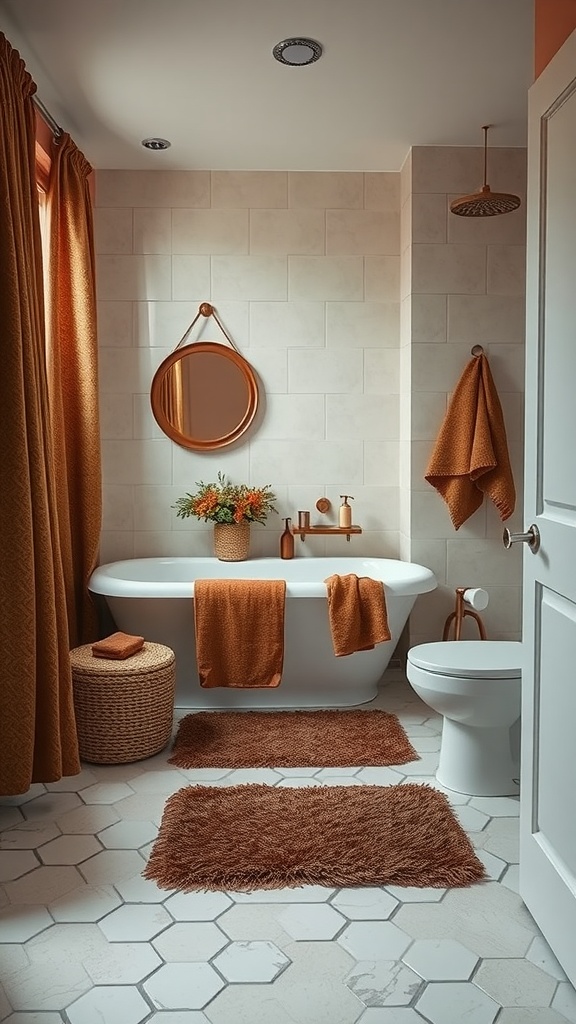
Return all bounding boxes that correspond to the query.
[0,33,80,793]
[45,134,102,647]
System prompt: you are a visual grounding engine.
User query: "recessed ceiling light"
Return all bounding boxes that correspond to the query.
[272,38,323,66]
[141,137,171,151]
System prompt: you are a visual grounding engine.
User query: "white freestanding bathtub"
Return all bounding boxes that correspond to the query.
[88,557,436,709]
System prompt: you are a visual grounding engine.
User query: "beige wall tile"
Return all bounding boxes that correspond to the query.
[94,208,133,254]
[412,489,487,540]
[171,256,211,300]
[365,173,400,211]
[96,170,210,208]
[102,485,134,532]
[248,347,288,393]
[99,531,134,564]
[97,302,133,346]
[172,443,250,487]
[212,255,287,301]
[488,344,526,393]
[411,146,483,195]
[288,349,363,394]
[250,440,365,486]
[133,394,164,439]
[288,172,363,209]
[250,209,325,255]
[133,209,172,254]
[101,439,172,485]
[326,394,399,441]
[412,243,486,294]
[365,256,400,301]
[211,171,287,208]
[411,342,471,392]
[249,301,325,348]
[172,208,249,254]
[400,150,412,207]
[487,245,527,295]
[289,257,363,301]
[411,294,447,344]
[326,301,400,348]
[258,394,325,440]
[446,537,522,587]
[448,294,525,344]
[99,347,167,395]
[99,394,133,440]
[410,392,447,441]
[409,539,447,585]
[133,300,202,348]
[411,194,447,244]
[364,349,400,394]
[133,485,179,532]
[364,441,400,488]
[326,210,400,255]
[96,255,172,301]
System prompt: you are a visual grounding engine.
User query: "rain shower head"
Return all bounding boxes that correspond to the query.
[450,126,521,217]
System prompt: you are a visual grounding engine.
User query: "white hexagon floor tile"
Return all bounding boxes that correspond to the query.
[114,872,173,904]
[66,984,150,1024]
[331,887,398,920]
[0,905,53,942]
[345,960,423,1007]
[97,819,158,849]
[278,903,346,940]
[0,851,39,881]
[97,902,172,941]
[415,980,500,1024]
[79,782,136,805]
[82,940,162,985]
[212,939,290,982]
[474,956,558,1008]
[552,983,576,1024]
[78,849,145,886]
[143,962,225,1010]
[37,834,102,865]
[163,890,232,921]
[0,822,60,850]
[338,921,412,961]
[275,777,322,788]
[402,938,478,981]
[2,960,92,1012]
[4,866,82,905]
[355,1008,431,1023]
[56,805,120,834]
[45,769,99,792]
[3,1013,65,1024]
[527,935,568,981]
[152,921,228,961]
[49,883,122,923]
[126,770,188,794]
[21,793,81,821]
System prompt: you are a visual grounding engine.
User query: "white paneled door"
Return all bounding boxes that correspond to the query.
[519,27,576,986]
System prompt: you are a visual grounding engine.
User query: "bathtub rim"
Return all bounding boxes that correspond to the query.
[88,556,437,600]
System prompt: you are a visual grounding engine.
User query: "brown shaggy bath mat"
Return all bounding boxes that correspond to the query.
[143,782,486,892]
[168,709,419,769]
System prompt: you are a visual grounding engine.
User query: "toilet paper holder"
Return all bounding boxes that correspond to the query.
[443,587,488,641]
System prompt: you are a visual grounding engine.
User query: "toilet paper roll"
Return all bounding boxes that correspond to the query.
[462,587,489,611]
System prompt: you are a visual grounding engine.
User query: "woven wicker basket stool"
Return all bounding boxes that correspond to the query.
[70,642,176,764]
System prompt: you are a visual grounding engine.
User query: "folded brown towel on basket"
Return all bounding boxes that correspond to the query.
[194,578,286,688]
[324,573,390,657]
[424,353,516,530]
[91,631,145,659]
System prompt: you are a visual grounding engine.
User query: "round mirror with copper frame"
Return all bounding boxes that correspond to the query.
[149,304,260,451]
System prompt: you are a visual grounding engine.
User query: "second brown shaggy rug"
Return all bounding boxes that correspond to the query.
[143,782,486,892]
[169,709,419,769]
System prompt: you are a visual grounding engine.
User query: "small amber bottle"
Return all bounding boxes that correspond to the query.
[280,517,294,559]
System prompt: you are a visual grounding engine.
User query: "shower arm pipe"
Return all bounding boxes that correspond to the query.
[32,95,64,139]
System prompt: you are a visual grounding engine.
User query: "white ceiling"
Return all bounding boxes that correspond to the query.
[0,0,534,172]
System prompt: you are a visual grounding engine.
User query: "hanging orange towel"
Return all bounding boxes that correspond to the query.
[424,353,516,530]
[324,574,390,657]
[91,631,145,659]
[194,579,286,688]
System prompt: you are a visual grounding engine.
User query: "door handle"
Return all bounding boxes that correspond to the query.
[503,524,540,553]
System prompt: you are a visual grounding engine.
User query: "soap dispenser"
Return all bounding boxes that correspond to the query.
[280,517,294,559]
[339,495,354,529]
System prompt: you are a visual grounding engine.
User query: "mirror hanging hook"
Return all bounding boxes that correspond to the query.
[174,302,241,354]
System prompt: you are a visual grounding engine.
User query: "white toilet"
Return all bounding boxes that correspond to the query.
[406,640,522,797]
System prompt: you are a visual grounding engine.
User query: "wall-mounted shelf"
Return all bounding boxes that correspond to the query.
[292,526,362,543]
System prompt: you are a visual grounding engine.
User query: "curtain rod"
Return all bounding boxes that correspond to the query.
[33,95,63,138]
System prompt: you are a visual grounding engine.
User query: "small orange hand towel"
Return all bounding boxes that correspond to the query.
[91,631,145,659]
[424,353,516,530]
[194,578,286,688]
[324,574,390,657]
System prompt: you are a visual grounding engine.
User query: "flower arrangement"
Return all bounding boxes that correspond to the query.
[174,472,277,525]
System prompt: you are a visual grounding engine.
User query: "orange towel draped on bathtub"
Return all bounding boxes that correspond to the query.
[424,353,516,530]
[324,574,390,657]
[194,578,286,688]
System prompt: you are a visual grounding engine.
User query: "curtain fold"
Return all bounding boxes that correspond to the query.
[45,134,101,648]
[0,32,80,794]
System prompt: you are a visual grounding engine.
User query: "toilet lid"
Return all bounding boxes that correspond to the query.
[407,641,522,679]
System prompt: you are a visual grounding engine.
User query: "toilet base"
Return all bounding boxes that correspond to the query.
[437,719,520,797]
